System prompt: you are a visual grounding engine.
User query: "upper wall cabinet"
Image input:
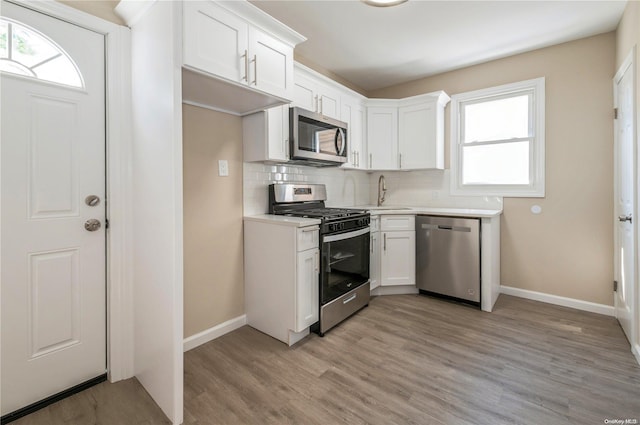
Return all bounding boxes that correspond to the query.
[182,1,305,116]
[243,63,367,165]
[341,95,366,170]
[367,103,398,170]
[293,67,342,120]
[366,92,450,171]
[398,92,449,170]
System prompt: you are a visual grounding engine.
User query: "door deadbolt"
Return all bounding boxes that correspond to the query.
[84,219,101,232]
[85,195,100,207]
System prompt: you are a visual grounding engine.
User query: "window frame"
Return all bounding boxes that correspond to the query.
[450,77,545,197]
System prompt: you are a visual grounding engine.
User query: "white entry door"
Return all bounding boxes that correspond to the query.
[1,1,106,415]
[614,50,636,345]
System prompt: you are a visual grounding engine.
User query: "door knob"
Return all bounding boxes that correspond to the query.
[618,214,632,223]
[84,219,101,231]
[85,195,100,207]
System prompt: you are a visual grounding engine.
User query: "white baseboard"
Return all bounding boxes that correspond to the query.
[183,314,247,352]
[632,344,640,366]
[371,285,419,296]
[500,286,615,316]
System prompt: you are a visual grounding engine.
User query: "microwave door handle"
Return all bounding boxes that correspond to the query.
[335,129,346,156]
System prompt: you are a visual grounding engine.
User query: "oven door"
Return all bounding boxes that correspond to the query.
[321,227,370,305]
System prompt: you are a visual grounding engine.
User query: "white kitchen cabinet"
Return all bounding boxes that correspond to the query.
[341,96,366,169]
[369,217,381,291]
[296,247,320,330]
[244,218,320,346]
[398,92,449,170]
[293,68,341,120]
[243,104,289,162]
[366,92,449,171]
[367,106,398,170]
[380,215,415,287]
[183,1,300,105]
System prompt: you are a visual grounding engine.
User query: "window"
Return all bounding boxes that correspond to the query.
[450,78,545,197]
[0,18,83,88]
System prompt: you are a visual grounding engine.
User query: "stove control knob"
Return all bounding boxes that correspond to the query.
[340,223,345,231]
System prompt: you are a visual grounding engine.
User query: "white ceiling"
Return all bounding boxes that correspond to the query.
[249,0,627,92]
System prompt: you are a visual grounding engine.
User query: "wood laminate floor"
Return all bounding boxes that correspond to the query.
[9,294,640,425]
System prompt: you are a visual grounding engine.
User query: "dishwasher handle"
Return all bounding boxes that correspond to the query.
[421,223,472,232]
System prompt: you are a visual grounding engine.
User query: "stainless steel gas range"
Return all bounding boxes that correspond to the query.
[269,183,370,336]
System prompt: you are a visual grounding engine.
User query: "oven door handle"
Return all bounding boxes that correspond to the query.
[323,227,370,243]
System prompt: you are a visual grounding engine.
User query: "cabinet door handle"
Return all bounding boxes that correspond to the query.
[314,95,319,113]
[399,153,402,169]
[251,55,257,85]
[369,153,372,169]
[314,250,319,272]
[319,97,323,115]
[242,50,248,82]
[356,151,359,168]
[383,233,387,251]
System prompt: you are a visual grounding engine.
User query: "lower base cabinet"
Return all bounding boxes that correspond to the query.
[369,216,381,291]
[244,218,319,346]
[379,215,416,287]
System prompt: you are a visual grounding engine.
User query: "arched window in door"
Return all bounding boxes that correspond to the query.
[0,18,83,88]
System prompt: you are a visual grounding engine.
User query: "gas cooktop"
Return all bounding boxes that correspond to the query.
[281,207,367,220]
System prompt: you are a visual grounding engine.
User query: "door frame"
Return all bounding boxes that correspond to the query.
[613,47,639,363]
[3,0,135,383]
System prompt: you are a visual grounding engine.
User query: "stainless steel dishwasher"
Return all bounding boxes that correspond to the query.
[415,215,480,306]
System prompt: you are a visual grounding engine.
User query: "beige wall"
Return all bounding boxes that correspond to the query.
[371,33,616,306]
[183,105,244,338]
[295,53,368,96]
[616,1,639,69]
[57,1,124,25]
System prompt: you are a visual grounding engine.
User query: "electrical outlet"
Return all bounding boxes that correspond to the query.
[218,160,229,177]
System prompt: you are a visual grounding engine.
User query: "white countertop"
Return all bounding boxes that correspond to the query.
[356,206,502,218]
[244,214,321,227]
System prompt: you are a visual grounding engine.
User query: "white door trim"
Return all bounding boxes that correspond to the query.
[5,0,135,383]
[613,47,638,355]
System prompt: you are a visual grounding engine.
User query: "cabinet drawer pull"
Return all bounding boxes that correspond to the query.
[343,294,357,304]
[383,233,387,251]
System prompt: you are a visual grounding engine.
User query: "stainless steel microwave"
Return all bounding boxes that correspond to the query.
[289,107,348,166]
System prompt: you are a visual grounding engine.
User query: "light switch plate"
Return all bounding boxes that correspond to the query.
[218,160,229,177]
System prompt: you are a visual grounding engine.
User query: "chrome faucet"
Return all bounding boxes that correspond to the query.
[377,174,387,206]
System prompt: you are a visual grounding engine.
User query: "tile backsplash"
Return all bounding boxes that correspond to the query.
[243,163,502,216]
[368,169,503,210]
[243,163,371,215]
